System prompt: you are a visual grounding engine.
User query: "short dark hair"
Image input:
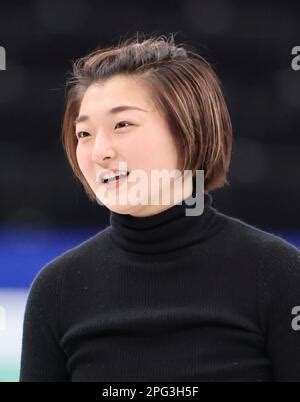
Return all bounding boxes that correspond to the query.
[62,33,233,201]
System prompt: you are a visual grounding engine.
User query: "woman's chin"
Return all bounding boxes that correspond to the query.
[107,203,133,214]
[97,197,139,215]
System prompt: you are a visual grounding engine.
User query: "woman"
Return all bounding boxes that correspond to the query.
[19,33,300,382]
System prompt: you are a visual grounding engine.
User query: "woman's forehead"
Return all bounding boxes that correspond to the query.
[78,77,158,119]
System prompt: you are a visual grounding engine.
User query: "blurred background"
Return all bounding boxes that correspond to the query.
[0,0,300,381]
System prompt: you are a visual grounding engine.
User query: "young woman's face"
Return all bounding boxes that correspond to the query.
[75,74,191,217]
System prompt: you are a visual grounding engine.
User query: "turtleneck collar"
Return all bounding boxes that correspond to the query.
[109,189,224,255]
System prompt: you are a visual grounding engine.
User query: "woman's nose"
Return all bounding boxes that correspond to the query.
[91,134,116,163]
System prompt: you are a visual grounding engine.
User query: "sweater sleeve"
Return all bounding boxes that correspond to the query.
[19,256,70,382]
[257,236,300,381]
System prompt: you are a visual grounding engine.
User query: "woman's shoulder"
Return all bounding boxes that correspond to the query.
[28,226,112,297]
[215,209,300,260]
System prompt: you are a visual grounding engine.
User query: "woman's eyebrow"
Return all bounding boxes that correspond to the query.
[74,105,148,126]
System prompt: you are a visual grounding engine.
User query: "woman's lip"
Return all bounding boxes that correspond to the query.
[101,172,130,190]
[97,170,130,184]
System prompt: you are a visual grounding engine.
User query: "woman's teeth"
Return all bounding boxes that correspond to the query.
[103,171,129,183]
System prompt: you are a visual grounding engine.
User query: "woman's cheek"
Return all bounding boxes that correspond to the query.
[76,145,91,178]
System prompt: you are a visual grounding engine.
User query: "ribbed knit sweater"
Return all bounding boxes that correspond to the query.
[19,192,300,381]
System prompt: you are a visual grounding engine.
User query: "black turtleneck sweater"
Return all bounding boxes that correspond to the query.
[19,192,300,382]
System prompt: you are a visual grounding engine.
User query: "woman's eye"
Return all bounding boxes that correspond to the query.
[76,122,131,139]
[76,131,90,139]
[115,121,131,130]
